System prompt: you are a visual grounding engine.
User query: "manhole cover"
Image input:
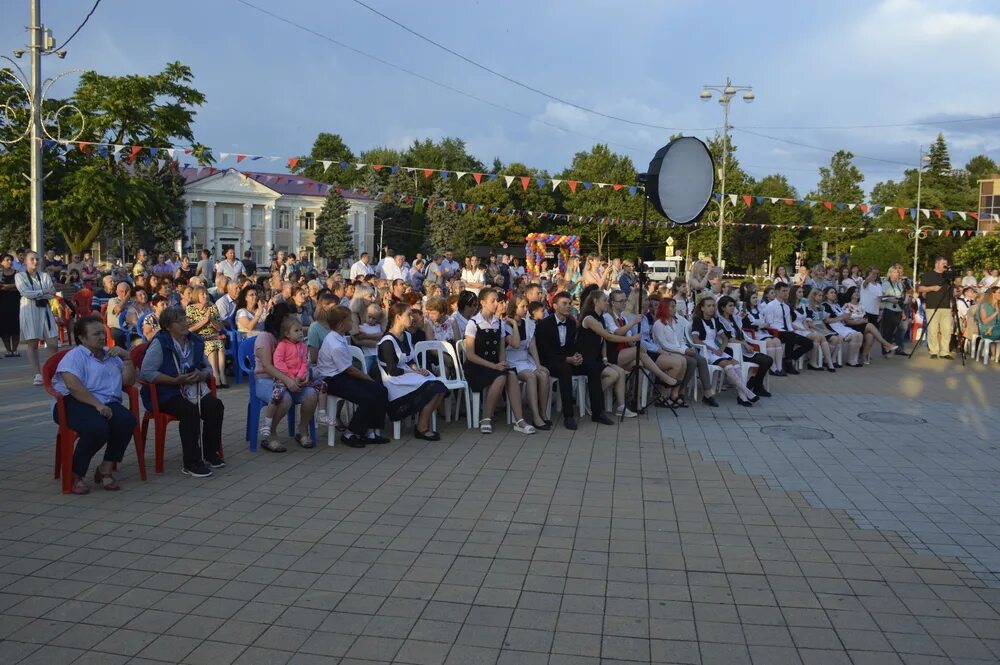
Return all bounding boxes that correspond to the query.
[857,412,927,425]
[760,425,832,440]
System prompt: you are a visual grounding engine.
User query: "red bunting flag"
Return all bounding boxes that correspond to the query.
[236,154,247,163]
[859,204,868,214]
[287,158,299,169]
[934,209,942,219]
[78,142,93,156]
[520,176,530,191]
[472,173,483,184]
[423,169,433,179]
[742,195,753,207]
[823,201,833,210]
[970,212,980,221]
[612,184,622,191]
[897,207,906,220]
[568,180,578,192]
[783,198,794,205]
[373,164,384,171]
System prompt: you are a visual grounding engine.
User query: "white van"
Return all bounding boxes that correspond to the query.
[642,258,683,283]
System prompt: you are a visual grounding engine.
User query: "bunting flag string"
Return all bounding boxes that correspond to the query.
[41,138,991,223]
[364,190,994,237]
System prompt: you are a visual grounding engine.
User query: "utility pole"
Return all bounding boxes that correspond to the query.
[29,0,45,260]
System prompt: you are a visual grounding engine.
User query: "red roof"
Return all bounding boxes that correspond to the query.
[180,167,372,201]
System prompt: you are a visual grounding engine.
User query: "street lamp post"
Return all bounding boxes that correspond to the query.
[374,215,392,254]
[1,0,83,262]
[699,77,754,270]
[911,147,932,286]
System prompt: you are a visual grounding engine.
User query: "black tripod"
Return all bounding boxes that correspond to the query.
[622,183,677,422]
[907,300,966,365]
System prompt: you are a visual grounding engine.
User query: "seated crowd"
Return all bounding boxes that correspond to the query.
[22,244,985,495]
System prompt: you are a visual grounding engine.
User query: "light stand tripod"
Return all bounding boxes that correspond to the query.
[907,298,966,365]
[622,182,677,422]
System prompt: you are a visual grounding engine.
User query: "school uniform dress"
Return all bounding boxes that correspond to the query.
[717,315,773,392]
[689,317,730,364]
[504,318,538,373]
[796,304,837,339]
[463,314,511,391]
[602,312,632,365]
[377,332,447,421]
[822,302,861,338]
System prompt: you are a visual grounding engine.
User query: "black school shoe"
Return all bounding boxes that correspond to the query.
[340,434,366,448]
[182,462,213,478]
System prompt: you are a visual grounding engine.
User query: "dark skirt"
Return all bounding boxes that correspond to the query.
[463,361,510,392]
[848,323,868,334]
[387,380,447,421]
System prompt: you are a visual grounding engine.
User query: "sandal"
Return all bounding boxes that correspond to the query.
[261,438,287,453]
[295,432,315,449]
[93,468,120,491]
[71,476,90,495]
[479,418,493,434]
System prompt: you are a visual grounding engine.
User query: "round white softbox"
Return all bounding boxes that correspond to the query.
[646,137,715,225]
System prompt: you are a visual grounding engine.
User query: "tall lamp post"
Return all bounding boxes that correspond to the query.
[1,0,83,261]
[699,78,754,270]
[911,147,932,285]
[374,215,392,254]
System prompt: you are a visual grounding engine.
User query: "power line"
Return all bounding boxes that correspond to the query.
[733,127,913,167]
[233,0,659,156]
[741,114,1000,131]
[348,0,715,134]
[57,0,102,50]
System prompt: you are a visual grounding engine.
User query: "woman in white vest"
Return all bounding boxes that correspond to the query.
[377,303,448,441]
[502,295,551,430]
[16,251,58,385]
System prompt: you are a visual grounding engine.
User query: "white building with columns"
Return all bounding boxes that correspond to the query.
[179,167,377,266]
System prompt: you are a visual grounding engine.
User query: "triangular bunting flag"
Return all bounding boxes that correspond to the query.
[473,173,483,184]
[423,169,433,179]
[520,176,530,191]
[219,152,230,160]
[613,184,623,191]
[897,207,906,220]
[455,171,466,180]
[582,182,592,190]
[236,154,247,163]
[551,179,562,191]
[743,195,753,207]
[921,209,930,219]
[504,175,515,188]
[957,211,966,221]
[970,212,979,221]
[770,197,779,204]
[933,209,942,219]
[859,204,868,214]
[355,163,367,171]
[568,180,578,192]
[287,158,299,169]
[729,194,738,205]
[320,160,331,171]
[628,186,638,196]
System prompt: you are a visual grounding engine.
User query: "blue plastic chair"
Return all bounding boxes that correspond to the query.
[225,313,244,384]
[240,336,316,451]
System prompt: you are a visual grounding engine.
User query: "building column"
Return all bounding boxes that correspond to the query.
[242,203,253,255]
[184,201,194,255]
[291,206,302,258]
[205,201,217,258]
[264,204,275,261]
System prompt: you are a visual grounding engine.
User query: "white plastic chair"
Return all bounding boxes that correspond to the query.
[454,340,486,427]
[684,328,723,400]
[377,348,439,440]
[415,340,472,428]
[727,342,765,391]
[326,346,365,447]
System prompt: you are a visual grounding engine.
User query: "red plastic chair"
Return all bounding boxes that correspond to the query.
[131,343,220,473]
[99,303,115,348]
[43,350,147,494]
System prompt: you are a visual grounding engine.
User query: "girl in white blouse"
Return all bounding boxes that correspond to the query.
[821,287,864,366]
[835,287,897,365]
[503,296,550,430]
[742,291,784,372]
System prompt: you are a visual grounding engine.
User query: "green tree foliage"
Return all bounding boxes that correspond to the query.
[848,233,911,272]
[0,62,207,254]
[314,187,353,263]
[809,150,865,261]
[688,132,755,267]
[293,133,358,187]
[465,162,552,248]
[426,177,469,256]
[745,174,807,272]
[954,235,1000,273]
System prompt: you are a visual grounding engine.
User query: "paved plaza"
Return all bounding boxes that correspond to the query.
[0,351,998,664]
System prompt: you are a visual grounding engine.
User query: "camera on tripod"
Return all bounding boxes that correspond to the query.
[942,264,964,283]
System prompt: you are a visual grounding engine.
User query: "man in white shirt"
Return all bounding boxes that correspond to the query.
[350,253,374,281]
[439,250,460,284]
[381,254,405,282]
[216,248,246,282]
[215,281,240,321]
[761,283,813,374]
[961,270,978,289]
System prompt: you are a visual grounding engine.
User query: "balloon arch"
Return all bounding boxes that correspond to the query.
[524,233,581,275]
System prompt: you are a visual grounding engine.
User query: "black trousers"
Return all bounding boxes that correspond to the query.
[745,352,773,389]
[543,359,605,418]
[324,373,388,436]
[59,396,135,477]
[777,331,813,362]
[880,310,902,349]
[159,394,224,465]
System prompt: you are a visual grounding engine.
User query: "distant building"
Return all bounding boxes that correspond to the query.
[977,176,1000,234]
[180,167,377,265]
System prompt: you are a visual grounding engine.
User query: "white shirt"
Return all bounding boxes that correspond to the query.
[860,281,883,316]
[215,294,236,321]
[552,313,570,346]
[762,299,794,332]
[464,312,501,339]
[316,330,353,377]
[381,261,404,281]
[461,268,486,295]
[439,259,460,281]
[961,275,978,288]
[216,259,246,281]
[350,260,373,280]
[651,317,688,354]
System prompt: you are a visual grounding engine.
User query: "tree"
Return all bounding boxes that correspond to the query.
[810,150,865,262]
[954,235,1000,273]
[313,187,353,264]
[848,233,911,272]
[292,133,359,187]
[426,177,469,256]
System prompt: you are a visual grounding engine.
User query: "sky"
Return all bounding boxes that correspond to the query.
[2,0,999,198]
